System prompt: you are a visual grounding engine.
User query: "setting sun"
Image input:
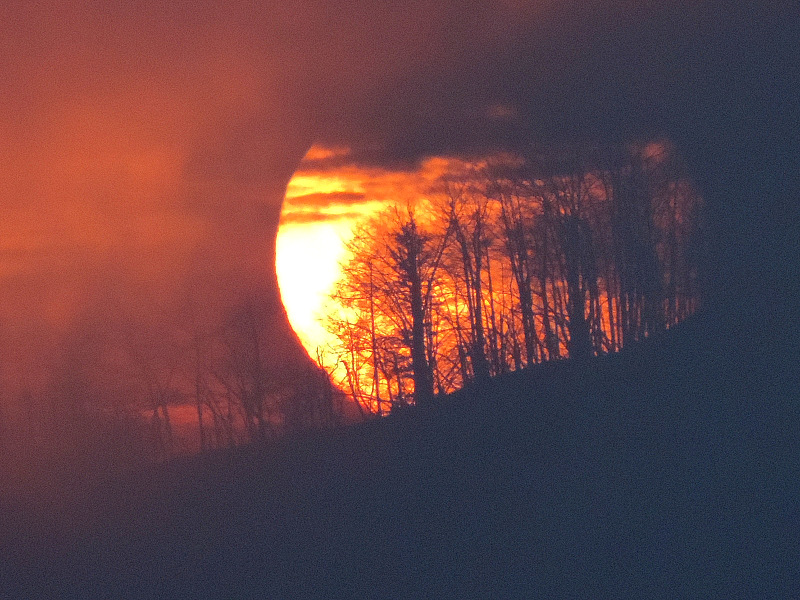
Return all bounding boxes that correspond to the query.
[276,220,352,354]
[276,146,465,363]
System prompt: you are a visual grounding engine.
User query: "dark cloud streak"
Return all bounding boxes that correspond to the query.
[279,210,369,226]
[284,191,367,209]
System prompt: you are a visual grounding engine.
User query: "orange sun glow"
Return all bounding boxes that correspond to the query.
[276,145,464,363]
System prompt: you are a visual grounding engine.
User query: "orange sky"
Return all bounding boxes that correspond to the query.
[0,0,552,402]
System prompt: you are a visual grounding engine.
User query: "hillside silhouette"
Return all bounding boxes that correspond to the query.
[2,301,796,598]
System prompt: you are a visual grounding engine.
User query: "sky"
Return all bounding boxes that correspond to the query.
[1,0,794,403]
[0,0,562,399]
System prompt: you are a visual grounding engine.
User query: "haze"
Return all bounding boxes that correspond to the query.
[1,1,551,401]
[1,1,795,466]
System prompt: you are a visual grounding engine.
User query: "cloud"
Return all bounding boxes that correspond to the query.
[284,191,367,209]
[279,211,369,226]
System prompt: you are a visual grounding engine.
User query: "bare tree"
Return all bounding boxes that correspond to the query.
[212,298,278,443]
[437,178,492,380]
[324,144,702,407]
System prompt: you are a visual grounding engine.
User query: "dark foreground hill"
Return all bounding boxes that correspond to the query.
[2,306,797,599]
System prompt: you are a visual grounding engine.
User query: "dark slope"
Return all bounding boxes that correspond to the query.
[2,307,797,599]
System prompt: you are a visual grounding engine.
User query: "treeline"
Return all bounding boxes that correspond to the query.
[323,142,704,414]
[1,296,344,485]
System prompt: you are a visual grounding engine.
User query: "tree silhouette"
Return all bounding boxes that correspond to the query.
[326,144,703,407]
